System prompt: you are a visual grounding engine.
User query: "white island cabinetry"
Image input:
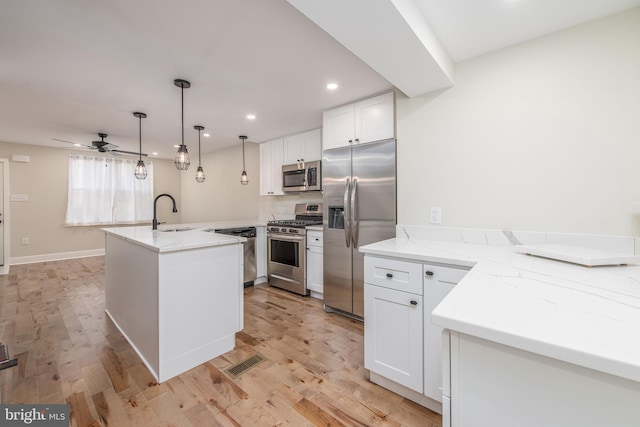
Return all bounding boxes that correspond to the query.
[103,226,244,383]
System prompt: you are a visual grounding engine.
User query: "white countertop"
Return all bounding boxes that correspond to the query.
[103,220,265,253]
[360,237,640,383]
[306,225,323,232]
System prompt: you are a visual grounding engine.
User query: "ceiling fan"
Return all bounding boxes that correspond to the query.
[53,133,148,157]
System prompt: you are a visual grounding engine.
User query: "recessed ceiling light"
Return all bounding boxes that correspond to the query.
[152,152,158,156]
[73,143,82,147]
[326,83,338,90]
[203,133,210,137]
[246,114,256,120]
[173,145,180,148]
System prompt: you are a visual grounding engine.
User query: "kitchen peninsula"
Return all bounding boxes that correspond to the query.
[360,226,640,427]
[102,225,246,383]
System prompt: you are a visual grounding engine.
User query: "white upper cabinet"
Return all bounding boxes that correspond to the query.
[323,92,395,151]
[259,138,284,196]
[283,128,322,164]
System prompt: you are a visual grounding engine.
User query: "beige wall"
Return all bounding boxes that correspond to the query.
[0,142,181,261]
[180,142,260,222]
[397,8,640,236]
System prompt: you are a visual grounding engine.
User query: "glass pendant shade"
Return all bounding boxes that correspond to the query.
[175,144,190,170]
[135,160,147,179]
[194,125,205,182]
[133,112,147,180]
[196,166,205,183]
[174,79,191,170]
[240,170,249,185]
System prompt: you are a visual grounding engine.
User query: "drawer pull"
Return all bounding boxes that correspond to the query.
[410,300,418,306]
[386,273,393,278]
[425,271,434,276]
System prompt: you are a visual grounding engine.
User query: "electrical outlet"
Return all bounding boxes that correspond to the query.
[430,207,442,224]
[21,237,29,245]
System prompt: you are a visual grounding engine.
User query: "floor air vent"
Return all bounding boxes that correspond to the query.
[225,354,265,378]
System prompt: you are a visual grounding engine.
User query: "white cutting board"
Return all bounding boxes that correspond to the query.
[513,244,640,267]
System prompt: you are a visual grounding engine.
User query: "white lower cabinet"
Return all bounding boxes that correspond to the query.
[444,330,640,427]
[364,254,469,413]
[364,283,423,392]
[423,264,469,401]
[306,230,323,297]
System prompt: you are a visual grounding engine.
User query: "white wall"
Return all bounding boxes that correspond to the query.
[397,8,640,236]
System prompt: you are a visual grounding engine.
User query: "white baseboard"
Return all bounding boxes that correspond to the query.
[10,249,105,265]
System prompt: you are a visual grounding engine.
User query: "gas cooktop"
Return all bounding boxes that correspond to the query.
[267,203,322,232]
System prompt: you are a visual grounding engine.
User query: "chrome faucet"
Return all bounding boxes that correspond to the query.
[152,193,178,230]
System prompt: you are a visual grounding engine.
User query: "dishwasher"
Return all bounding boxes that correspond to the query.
[214,227,257,287]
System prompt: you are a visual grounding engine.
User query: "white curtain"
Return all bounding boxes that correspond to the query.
[65,155,154,226]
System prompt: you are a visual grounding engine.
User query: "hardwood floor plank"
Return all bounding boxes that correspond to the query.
[67,391,100,427]
[0,258,442,426]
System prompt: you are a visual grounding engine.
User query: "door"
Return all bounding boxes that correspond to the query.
[350,139,396,317]
[323,146,352,313]
[0,162,3,264]
[364,283,423,392]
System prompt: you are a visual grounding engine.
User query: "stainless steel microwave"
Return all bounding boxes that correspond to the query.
[282,161,321,193]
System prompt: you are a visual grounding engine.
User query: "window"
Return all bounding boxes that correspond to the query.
[65,155,154,226]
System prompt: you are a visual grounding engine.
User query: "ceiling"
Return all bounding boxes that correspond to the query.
[1,0,639,159]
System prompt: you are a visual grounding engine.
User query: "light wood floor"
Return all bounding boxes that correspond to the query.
[0,257,441,426]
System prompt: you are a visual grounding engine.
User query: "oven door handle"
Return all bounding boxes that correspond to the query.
[343,177,351,248]
[268,234,305,242]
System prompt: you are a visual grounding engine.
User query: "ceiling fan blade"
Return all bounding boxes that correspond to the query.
[52,138,93,149]
[111,149,148,157]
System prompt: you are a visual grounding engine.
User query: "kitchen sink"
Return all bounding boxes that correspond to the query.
[160,227,194,232]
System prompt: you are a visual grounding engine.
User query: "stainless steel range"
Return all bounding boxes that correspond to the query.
[267,203,322,295]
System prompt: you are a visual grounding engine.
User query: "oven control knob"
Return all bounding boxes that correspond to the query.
[291,228,298,234]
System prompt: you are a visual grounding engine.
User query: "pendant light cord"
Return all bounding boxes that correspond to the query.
[138,115,142,161]
[242,139,246,170]
[181,85,185,147]
[198,129,202,166]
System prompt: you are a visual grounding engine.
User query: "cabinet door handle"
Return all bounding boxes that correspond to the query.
[410,300,418,305]
[355,138,360,142]
[348,139,353,144]
[425,271,434,276]
[386,273,393,278]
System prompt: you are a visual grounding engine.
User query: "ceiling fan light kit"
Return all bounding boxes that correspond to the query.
[174,78,191,171]
[133,112,148,180]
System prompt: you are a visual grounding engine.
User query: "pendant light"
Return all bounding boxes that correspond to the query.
[239,135,249,185]
[133,112,147,179]
[194,125,205,183]
[174,79,191,170]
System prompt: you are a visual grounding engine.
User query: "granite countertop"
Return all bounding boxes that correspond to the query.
[359,237,640,383]
[103,220,266,253]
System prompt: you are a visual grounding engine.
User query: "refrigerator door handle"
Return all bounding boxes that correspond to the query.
[351,178,359,248]
[343,177,351,248]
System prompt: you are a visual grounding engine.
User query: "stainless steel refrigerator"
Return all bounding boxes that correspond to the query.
[323,138,396,318]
